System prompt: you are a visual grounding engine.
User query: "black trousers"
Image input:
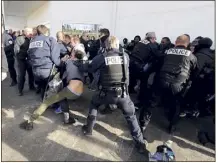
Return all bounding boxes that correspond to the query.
[129,62,139,93]
[6,56,17,82]
[17,59,34,92]
[159,80,184,127]
[86,89,144,144]
[88,73,94,83]
[138,73,153,128]
[35,78,48,100]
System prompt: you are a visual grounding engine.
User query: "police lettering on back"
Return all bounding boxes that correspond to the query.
[166,48,191,56]
[105,56,127,65]
[29,41,44,49]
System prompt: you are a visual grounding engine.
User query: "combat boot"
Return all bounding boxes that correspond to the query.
[135,140,149,154]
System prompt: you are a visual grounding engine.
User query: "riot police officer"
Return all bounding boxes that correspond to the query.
[129,32,159,94]
[82,36,148,153]
[182,37,215,117]
[157,35,197,133]
[28,25,61,100]
[3,30,17,86]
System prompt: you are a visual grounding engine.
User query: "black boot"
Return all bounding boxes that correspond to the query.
[19,120,33,130]
[82,115,95,135]
[135,140,148,154]
[10,80,17,87]
[18,91,23,96]
[82,125,93,136]
[35,86,41,94]
[198,131,208,146]
[64,117,77,125]
[168,125,176,134]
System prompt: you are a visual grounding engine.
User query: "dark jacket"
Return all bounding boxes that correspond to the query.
[28,34,61,74]
[160,46,197,84]
[88,39,100,60]
[80,37,88,53]
[194,48,215,75]
[3,32,14,58]
[131,40,160,64]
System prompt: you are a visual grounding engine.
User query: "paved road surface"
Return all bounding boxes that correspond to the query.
[2,76,215,161]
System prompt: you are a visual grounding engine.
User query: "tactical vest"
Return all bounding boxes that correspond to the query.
[160,48,193,83]
[100,50,129,88]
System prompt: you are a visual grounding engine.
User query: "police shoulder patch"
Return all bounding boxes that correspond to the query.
[167,48,191,57]
[29,40,44,49]
[105,56,123,65]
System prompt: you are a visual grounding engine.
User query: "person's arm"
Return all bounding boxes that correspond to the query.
[89,53,105,73]
[49,37,61,66]
[189,54,198,81]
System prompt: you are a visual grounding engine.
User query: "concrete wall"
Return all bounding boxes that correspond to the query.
[49,1,114,37]
[27,2,52,28]
[5,15,26,31]
[24,1,215,46]
[115,1,215,44]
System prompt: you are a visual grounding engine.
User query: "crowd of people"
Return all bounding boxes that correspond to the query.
[2,25,215,158]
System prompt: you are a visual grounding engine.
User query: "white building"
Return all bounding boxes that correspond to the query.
[2,1,215,46]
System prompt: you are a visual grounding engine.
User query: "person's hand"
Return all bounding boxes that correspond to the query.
[61,55,69,62]
[67,47,72,52]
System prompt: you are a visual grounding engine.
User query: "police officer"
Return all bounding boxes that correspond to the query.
[136,33,165,132]
[28,25,61,100]
[3,30,17,86]
[14,28,35,96]
[82,36,148,153]
[128,32,159,94]
[157,35,197,133]
[182,37,215,117]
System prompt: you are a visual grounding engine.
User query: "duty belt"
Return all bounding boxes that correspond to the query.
[101,86,126,98]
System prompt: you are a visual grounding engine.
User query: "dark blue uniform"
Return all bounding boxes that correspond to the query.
[28,34,61,99]
[3,32,17,85]
[82,48,147,152]
[157,46,197,133]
